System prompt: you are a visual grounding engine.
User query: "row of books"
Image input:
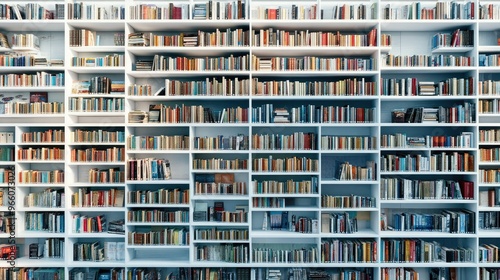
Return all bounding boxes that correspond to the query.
[252,5,318,20]
[431,29,474,49]
[0,54,53,67]
[252,268,372,280]
[0,72,64,87]
[19,169,64,184]
[128,228,189,246]
[321,136,377,151]
[336,161,377,181]
[479,99,500,114]
[70,30,123,47]
[321,239,377,263]
[322,212,358,234]
[193,134,248,150]
[73,241,125,262]
[193,1,245,20]
[140,104,248,124]
[380,152,474,172]
[254,56,375,71]
[0,101,64,115]
[193,201,248,223]
[72,77,124,94]
[0,3,64,20]
[252,156,318,172]
[24,188,64,208]
[380,239,473,263]
[381,77,474,96]
[481,128,500,143]
[164,77,250,96]
[322,3,376,20]
[71,188,124,208]
[25,212,64,233]
[380,178,474,200]
[381,132,473,148]
[69,29,97,47]
[252,197,285,208]
[382,54,473,67]
[480,3,500,19]
[252,104,376,123]
[252,132,317,150]
[321,195,376,209]
[195,244,248,263]
[129,3,189,20]
[383,209,475,233]
[0,132,13,143]
[68,3,124,20]
[253,178,318,194]
[71,54,124,67]
[131,28,249,47]
[382,1,474,20]
[68,97,124,113]
[479,54,500,67]
[479,79,500,95]
[192,158,248,170]
[253,28,377,47]
[253,77,376,97]
[127,188,189,205]
[88,167,125,183]
[139,54,249,72]
[0,147,13,161]
[72,214,106,233]
[194,228,248,241]
[195,182,247,196]
[252,246,318,263]
[0,213,14,234]
[71,268,124,280]
[71,129,124,144]
[480,147,500,162]
[127,158,171,181]
[479,211,500,230]
[0,268,64,280]
[70,147,124,162]
[127,209,189,223]
[381,268,419,280]
[29,238,63,259]
[127,134,189,150]
[479,188,500,207]
[17,147,61,161]
[392,103,475,124]
[481,268,500,280]
[22,129,63,143]
[480,169,500,184]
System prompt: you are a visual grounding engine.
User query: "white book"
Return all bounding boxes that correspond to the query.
[116,242,125,261]
[6,133,13,143]
[104,241,116,261]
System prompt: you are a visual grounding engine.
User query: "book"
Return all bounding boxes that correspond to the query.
[194,202,208,221]
[113,189,124,207]
[30,92,48,103]
[148,104,161,123]
[154,87,165,96]
[29,243,43,259]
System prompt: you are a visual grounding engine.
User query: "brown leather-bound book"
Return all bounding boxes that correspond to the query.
[489,189,495,207]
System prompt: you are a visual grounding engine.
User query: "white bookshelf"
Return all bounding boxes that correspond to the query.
[0,0,499,279]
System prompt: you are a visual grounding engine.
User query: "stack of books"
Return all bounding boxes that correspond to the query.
[107,219,125,235]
